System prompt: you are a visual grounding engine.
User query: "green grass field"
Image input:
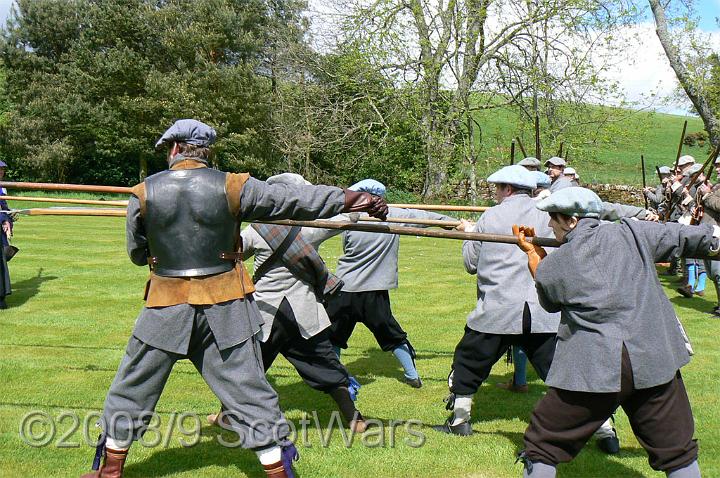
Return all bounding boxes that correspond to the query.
[1,210,719,478]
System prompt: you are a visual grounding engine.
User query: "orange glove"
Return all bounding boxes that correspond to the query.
[512,224,547,278]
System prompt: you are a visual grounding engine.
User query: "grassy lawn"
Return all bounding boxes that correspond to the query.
[0,211,718,477]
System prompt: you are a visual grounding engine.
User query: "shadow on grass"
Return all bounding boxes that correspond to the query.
[342,347,450,382]
[493,430,648,478]
[122,438,275,478]
[9,267,58,308]
[668,296,717,315]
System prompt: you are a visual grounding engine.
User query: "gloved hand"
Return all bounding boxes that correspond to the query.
[512,224,546,278]
[343,189,388,220]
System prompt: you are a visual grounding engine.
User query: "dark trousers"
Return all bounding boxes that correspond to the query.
[524,346,698,472]
[327,290,408,352]
[262,298,349,392]
[450,305,556,396]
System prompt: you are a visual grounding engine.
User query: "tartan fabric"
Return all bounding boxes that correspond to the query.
[252,223,343,299]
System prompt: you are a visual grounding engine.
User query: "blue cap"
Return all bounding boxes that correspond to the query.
[0,160,7,168]
[267,173,311,186]
[349,179,386,197]
[487,165,537,190]
[155,119,217,150]
[532,171,551,188]
[536,187,603,218]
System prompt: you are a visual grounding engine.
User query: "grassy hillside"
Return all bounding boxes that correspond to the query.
[471,107,709,187]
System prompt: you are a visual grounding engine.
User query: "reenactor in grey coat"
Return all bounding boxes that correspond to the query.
[328,179,456,388]
[434,165,560,436]
[80,120,388,478]
[515,187,714,478]
[545,157,574,192]
[207,173,367,433]
[644,165,672,210]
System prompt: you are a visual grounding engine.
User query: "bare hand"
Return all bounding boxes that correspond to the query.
[643,211,659,222]
[2,221,11,237]
[456,219,475,232]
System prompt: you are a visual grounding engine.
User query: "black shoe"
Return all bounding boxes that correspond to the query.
[597,435,620,454]
[403,377,423,389]
[432,416,473,436]
[0,299,7,309]
[676,285,694,298]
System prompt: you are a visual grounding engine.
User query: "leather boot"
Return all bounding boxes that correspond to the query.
[263,462,291,478]
[80,448,128,478]
[261,444,299,478]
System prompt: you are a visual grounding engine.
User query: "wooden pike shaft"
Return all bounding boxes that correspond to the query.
[0,182,489,212]
[510,140,516,165]
[535,114,541,159]
[359,216,461,227]
[673,120,688,172]
[0,181,132,194]
[640,155,648,210]
[388,203,488,212]
[9,208,560,246]
[515,137,528,157]
[262,219,561,247]
[0,195,128,206]
[15,208,127,217]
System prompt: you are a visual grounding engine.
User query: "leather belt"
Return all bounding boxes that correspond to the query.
[219,252,243,262]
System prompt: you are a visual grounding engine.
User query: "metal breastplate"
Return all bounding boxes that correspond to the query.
[144,168,237,277]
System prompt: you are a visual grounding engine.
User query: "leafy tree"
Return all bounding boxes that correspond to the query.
[0,0,294,184]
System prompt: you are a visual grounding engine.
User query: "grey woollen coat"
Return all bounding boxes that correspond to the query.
[535,218,717,393]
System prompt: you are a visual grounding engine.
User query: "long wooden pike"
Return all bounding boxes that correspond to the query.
[641,155,648,210]
[7,208,127,217]
[515,137,528,157]
[388,203,488,212]
[557,142,564,158]
[359,216,461,228]
[0,182,490,213]
[673,120,688,174]
[0,195,128,207]
[510,139,516,165]
[259,219,563,247]
[0,181,132,194]
[534,114,541,159]
[6,208,560,246]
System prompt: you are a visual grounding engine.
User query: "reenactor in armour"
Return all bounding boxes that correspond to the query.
[80,119,388,478]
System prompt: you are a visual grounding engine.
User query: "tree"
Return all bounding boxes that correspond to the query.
[0,0,297,184]
[648,0,720,148]
[325,0,636,199]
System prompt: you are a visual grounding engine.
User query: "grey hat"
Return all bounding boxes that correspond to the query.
[349,179,387,197]
[683,163,703,176]
[0,160,7,168]
[677,155,695,167]
[532,171,552,188]
[155,119,217,150]
[487,165,537,190]
[267,173,311,186]
[544,156,566,167]
[536,187,603,218]
[658,166,671,175]
[518,157,541,168]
